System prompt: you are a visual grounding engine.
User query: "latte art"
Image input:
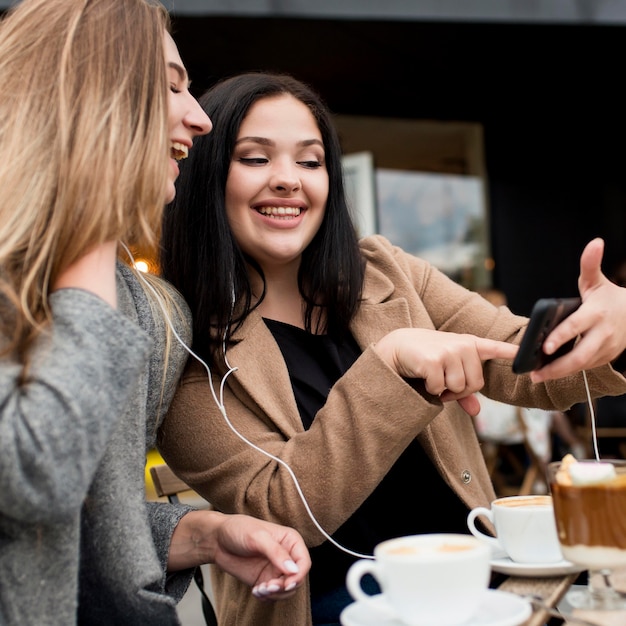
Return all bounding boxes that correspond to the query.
[495,495,551,508]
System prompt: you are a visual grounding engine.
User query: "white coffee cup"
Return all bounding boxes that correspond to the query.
[467,494,562,564]
[345,533,491,626]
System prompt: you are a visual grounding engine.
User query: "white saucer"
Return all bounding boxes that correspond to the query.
[490,555,585,577]
[339,589,531,626]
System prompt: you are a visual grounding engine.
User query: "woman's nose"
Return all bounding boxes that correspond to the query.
[185,98,212,136]
[270,165,301,193]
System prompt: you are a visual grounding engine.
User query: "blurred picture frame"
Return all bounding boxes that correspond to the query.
[342,151,378,238]
[376,168,490,289]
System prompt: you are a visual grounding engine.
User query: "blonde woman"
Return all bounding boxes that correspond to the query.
[0,2,309,625]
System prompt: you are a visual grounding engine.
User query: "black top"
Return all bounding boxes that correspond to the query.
[264,319,471,597]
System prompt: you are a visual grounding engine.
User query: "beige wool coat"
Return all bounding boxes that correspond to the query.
[158,235,626,626]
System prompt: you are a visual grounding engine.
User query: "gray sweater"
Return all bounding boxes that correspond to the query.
[0,262,194,625]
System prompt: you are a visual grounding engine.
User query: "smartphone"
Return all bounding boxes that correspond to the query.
[512,297,582,374]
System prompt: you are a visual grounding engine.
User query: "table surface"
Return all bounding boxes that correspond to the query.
[499,572,626,626]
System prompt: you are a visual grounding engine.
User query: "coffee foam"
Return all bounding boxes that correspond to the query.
[386,545,419,556]
[438,543,474,553]
[495,495,552,508]
[384,541,476,557]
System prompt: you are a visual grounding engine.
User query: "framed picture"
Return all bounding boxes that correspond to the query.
[342,151,377,237]
[376,168,490,289]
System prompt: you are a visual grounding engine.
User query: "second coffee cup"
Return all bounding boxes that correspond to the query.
[467,494,563,563]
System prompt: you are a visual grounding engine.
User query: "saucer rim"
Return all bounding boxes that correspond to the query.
[339,588,531,626]
[490,555,585,577]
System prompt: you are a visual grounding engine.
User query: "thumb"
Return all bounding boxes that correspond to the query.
[254,531,301,575]
[457,394,481,417]
[578,237,605,296]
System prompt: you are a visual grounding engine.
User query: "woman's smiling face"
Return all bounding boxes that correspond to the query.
[225,94,329,272]
[163,31,211,203]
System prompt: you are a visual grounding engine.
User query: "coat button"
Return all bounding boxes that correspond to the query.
[462,470,472,484]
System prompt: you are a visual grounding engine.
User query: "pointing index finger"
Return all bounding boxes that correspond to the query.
[476,337,519,362]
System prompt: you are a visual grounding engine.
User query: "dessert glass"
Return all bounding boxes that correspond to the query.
[548,458,626,610]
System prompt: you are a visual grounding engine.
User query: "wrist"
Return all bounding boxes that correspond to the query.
[372,332,396,369]
[168,509,226,572]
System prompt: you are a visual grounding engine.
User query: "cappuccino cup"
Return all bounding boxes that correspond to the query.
[467,494,562,563]
[345,533,491,626]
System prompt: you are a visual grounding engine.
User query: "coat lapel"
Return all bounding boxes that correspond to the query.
[351,262,445,469]
[351,262,412,348]
[226,313,304,435]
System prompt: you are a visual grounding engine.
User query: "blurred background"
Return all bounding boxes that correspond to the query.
[4,0,626,315]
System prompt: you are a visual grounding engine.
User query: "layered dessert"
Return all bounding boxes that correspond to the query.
[550,454,626,569]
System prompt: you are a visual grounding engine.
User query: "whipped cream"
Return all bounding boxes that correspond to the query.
[569,461,616,486]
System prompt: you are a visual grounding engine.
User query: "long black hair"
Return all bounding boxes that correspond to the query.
[161,72,365,368]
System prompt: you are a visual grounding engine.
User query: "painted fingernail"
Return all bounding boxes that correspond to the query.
[285,582,297,591]
[253,583,268,597]
[284,559,299,573]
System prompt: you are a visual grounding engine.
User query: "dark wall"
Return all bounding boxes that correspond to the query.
[169,15,626,316]
[6,6,623,317]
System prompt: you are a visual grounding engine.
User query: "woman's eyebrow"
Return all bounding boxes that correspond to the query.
[235,137,323,148]
[168,61,190,87]
[301,138,324,148]
[235,136,273,146]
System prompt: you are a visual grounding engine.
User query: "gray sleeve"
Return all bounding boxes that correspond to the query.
[0,288,152,522]
[116,263,192,449]
[146,501,196,600]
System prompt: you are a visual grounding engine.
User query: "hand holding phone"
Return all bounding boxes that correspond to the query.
[512,297,582,374]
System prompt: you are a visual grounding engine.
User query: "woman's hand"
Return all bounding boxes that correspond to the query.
[531,238,626,383]
[168,510,311,600]
[373,328,518,416]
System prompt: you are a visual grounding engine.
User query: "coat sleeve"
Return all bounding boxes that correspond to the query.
[158,340,448,546]
[368,235,626,406]
[117,263,192,447]
[146,501,196,600]
[157,235,626,547]
[0,288,152,522]
[117,265,198,592]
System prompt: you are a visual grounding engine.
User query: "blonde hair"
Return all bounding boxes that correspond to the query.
[0,0,170,360]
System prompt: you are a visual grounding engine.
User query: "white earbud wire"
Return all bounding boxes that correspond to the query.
[120,242,373,559]
[123,243,600,560]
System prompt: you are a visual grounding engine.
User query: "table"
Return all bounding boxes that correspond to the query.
[499,572,626,625]
[499,573,577,625]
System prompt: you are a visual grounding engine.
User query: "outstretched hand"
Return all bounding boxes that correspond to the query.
[373,328,518,417]
[530,238,626,383]
[211,514,311,601]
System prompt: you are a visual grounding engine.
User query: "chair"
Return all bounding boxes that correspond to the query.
[474,398,550,497]
[514,408,550,495]
[573,397,626,459]
[149,464,218,626]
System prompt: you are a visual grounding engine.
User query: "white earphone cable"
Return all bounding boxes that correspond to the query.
[120,243,373,559]
[123,243,600,562]
[582,369,600,461]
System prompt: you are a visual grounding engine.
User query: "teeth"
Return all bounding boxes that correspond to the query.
[171,142,188,160]
[257,206,302,217]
